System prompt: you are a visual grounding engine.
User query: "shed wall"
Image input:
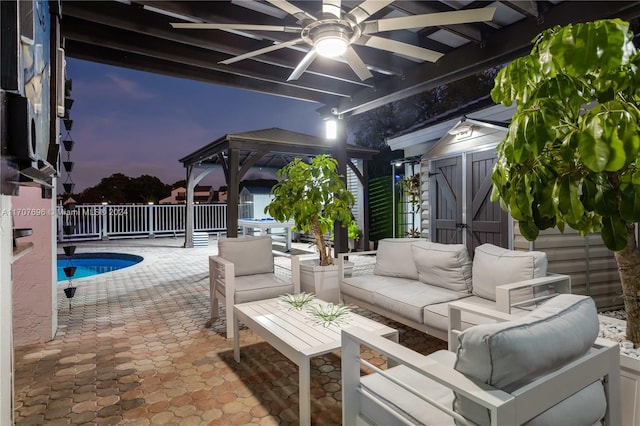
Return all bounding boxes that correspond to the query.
[513,223,622,311]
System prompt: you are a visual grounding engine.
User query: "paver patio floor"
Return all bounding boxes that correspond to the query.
[13,237,446,425]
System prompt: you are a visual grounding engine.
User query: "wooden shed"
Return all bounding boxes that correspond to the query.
[387,103,623,311]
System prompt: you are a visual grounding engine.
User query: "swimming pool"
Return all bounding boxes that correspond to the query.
[57,252,143,281]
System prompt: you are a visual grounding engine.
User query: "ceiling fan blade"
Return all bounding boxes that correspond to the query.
[322,0,342,18]
[342,46,373,81]
[287,49,318,81]
[363,7,496,33]
[170,22,301,33]
[220,38,303,65]
[361,35,443,62]
[265,0,317,21]
[346,0,393,24]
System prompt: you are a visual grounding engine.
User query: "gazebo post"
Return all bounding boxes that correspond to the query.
[184,165,195,248]
[184,167,215,248]
[362,162,370,250]
[226,148,239,238]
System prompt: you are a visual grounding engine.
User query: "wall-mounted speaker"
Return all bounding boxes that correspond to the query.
[3,91,38,166]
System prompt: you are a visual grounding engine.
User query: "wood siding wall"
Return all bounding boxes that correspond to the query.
[513,224,623,311]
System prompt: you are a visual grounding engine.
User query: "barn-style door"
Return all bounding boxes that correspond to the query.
[465,150,508,255]
[430,151,508,256]
[430,156,462,244]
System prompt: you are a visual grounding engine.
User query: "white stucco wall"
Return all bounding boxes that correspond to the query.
[12,186,56,346]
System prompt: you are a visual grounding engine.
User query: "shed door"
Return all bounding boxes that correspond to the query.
[431,156,462,244]
[466,150,509,255]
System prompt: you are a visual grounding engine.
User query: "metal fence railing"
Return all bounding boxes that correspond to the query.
[57,204,227,241]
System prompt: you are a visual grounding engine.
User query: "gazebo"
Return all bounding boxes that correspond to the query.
[179,128,377,251]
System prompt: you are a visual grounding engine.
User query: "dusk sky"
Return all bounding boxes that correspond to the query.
[62,58,328,193]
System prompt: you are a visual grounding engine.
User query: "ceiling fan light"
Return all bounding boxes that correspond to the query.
[315,35,348,58]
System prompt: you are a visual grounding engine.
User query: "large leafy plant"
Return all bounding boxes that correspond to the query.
[491,19,640,345]
[265,155,355,266]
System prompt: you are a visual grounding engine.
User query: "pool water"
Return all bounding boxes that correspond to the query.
[57,253,143,281]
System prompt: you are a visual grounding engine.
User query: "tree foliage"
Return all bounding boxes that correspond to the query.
[78,173,171,204]
[491,19,640,249]
[348,69,498,152]
[491,19,640,344]
[265,155,355,266]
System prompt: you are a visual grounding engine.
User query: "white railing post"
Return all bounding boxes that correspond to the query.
[148,202,155,238]
[101,202,109,240]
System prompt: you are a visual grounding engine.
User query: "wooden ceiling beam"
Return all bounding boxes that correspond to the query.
[338,0,640,115]
[62,17,360,99]
[61,1,383,85]
[64,40,338,105]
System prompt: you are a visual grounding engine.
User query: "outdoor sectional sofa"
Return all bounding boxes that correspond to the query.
[338,239,572,341]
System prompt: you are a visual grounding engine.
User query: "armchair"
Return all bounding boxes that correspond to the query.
[342,294,621,425]
[207,236,300,339]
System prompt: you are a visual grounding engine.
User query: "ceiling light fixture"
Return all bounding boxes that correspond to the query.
[306,22,355,58]
[315,33,348,57]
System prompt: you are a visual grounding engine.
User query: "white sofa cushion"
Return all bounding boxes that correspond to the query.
[218,236,274,277]
[373,238,419,280]
[472,243,547,301]
[453,294,604,425]
[411,241,472,292]
[341,275,416,305]
[374,282,469,323]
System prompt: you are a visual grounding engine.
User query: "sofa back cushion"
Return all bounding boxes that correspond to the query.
[472,244,547,301]
[453,294,602,425]
[411,242,472,292]
[373,238,419,280]
[218,236,274,277]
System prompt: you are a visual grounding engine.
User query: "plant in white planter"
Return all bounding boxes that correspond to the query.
[265,154,355,266]
[491,20,640,423]
[265,155,355,303]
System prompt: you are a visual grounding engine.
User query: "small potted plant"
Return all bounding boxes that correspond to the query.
[347,220,361,251]
[265,154,355,303]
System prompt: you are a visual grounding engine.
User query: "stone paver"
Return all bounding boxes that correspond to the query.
[14,238,446,425]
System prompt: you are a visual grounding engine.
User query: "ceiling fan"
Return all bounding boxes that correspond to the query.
[171,0,496,81]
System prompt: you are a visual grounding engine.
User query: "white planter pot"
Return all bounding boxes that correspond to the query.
[599,315,640,425]
[299,259,353,304]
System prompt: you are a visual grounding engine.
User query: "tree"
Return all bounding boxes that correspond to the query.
[348,69,498,152]
[491,19,640,345]
[265,155,355,266]
[78,173,171,204]
[128,175,171,203]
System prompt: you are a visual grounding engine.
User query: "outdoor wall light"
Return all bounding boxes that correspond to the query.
[325,119,338,140]
[447,123,474,139]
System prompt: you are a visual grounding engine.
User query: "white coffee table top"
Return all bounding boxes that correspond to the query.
[234,297,396,358]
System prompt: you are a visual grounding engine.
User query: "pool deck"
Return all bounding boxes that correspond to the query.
[13,236,446,425]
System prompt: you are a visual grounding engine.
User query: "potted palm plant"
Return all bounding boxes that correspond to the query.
[490,19,639,423]
[265,154,355,303]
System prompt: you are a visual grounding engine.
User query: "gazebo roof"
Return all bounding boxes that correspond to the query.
[180,127,377,170]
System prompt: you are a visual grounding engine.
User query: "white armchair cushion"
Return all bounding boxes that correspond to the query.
[453,294,604,425]
[373,238,419,280]
[472,243,547,301]
[411,241,472,292]
[218,236,274,277]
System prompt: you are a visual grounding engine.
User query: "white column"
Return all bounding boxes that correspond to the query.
[0,195,14,425]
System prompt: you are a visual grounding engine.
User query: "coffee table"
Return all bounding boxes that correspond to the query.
[233,297,398,426]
